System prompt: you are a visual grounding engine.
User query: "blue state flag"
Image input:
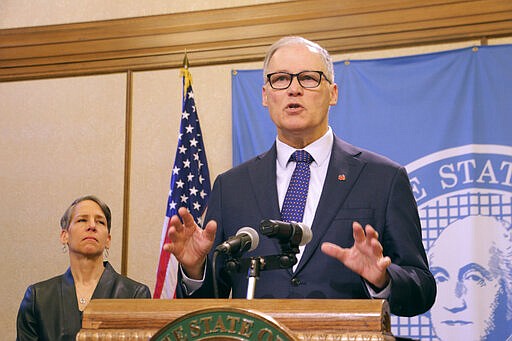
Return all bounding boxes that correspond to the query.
[232,44,512,340]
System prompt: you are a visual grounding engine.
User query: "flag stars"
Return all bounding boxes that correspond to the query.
[183,159,191,168]
[199,175,205,184]
[193,153,199,161]
[185,124,194,134]
[193,201,201,211]
[180,194,188,203]
[179,145,187,154]
[172,166,180,175]
[169,201,177,210]
[176,179,185,188]
[189,187,198,196]
[187,173,195,182]
[200,190,207,199]
[182,111,190,120]
[190,138,198,147]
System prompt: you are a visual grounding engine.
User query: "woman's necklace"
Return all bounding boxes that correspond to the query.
[77,289,93,309]
[73,262,105,310]
[76,281,98,310]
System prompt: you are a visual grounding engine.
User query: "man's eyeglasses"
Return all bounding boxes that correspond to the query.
[266,71,332,90]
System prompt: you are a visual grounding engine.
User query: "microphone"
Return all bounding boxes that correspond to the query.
[215,227,260,256]
[259,219,312,246]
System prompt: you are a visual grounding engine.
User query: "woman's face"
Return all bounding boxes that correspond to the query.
[429,217,503,340]
[60,199,111,258]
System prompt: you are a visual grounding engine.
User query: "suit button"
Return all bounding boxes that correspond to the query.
[291,278,301,286]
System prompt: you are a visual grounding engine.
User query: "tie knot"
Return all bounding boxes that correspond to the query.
[290,150,313,164]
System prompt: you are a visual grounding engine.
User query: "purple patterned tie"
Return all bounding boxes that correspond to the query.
[281,150,314,223]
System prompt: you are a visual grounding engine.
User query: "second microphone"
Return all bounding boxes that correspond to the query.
[214,226,260,257]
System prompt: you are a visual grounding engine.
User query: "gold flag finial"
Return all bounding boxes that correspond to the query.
[179,50,192,96]
[182,49,189,69]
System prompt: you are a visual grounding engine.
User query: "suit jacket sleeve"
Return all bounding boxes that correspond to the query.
[16,286,39,341]
[175,175,229,299]
[382,166,436,316]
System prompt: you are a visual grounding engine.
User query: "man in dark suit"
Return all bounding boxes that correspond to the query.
[164,36,436,317]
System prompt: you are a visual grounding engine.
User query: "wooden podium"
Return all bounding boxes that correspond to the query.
[77,299,395,340]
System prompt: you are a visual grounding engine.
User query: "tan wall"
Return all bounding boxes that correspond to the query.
[1,2,511,340]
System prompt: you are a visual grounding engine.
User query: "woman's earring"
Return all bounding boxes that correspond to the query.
[62,244,67,253]
[104,247,109,260]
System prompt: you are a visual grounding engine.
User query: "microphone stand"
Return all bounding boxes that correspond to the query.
[226,242,300,299]
[246,258,261,299]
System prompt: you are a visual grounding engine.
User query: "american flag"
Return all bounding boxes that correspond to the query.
[154,66,211,298]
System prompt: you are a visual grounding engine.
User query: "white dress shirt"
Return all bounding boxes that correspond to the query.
[275,127,332,268]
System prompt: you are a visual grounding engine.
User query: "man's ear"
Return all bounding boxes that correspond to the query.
[262,86,268,107]
[329,83,339,106]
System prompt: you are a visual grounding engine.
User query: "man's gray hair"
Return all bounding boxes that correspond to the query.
[262,36,334,83]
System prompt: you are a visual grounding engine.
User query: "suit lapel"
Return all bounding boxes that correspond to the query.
[295,137,366,273]
[247,143,281,222]
[247,144,282,254]
[92,262,115,298]
[61,268,81,333]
